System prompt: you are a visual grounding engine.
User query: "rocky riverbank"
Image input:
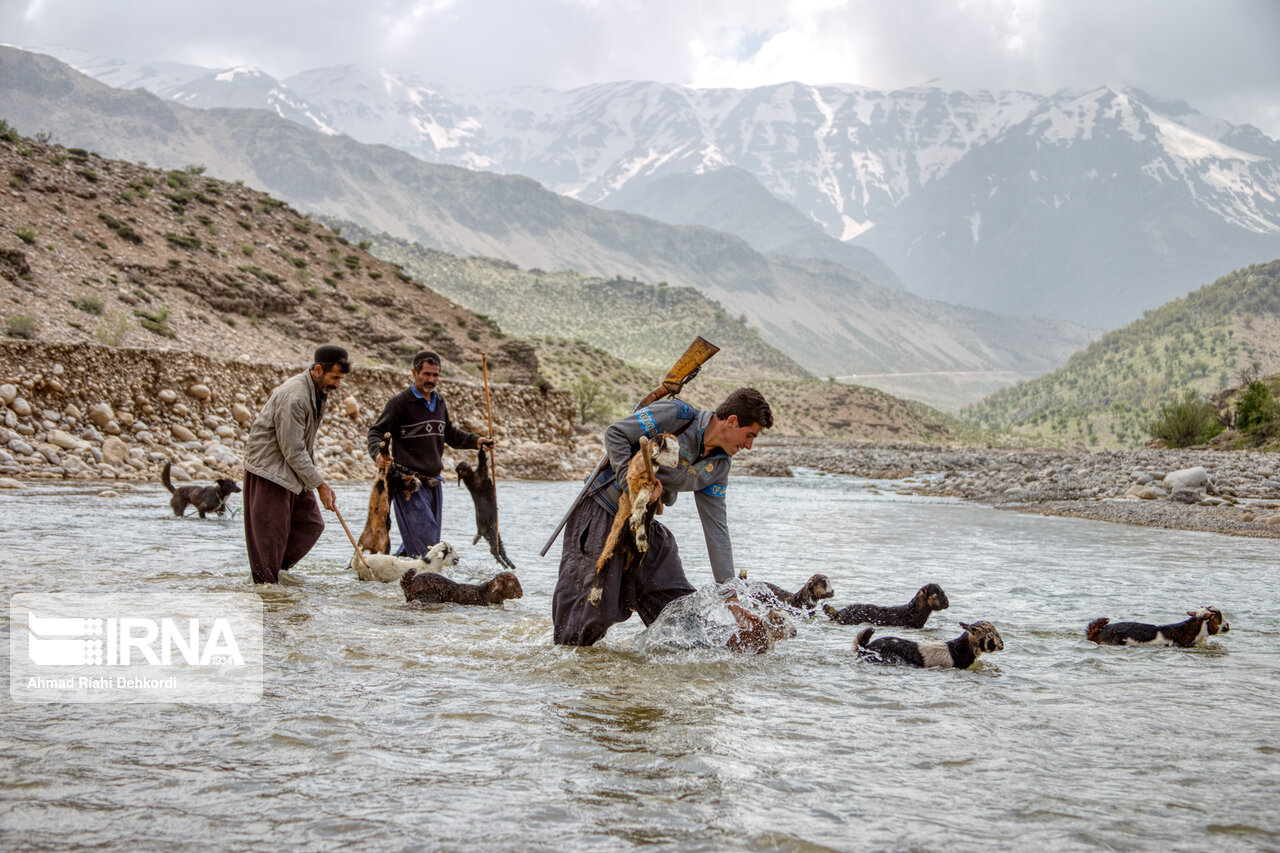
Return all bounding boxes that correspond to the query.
[4,343,1278,542]
[754,438,1280,539]
[0,341,580,489]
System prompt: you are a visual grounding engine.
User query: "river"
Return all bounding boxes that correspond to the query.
[1,470,1277,851]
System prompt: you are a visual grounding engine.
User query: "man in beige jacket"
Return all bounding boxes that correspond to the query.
[242,345,349,583]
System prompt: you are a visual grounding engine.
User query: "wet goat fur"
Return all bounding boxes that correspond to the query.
[596,434,680,571]
[161,461,241,518]
[352,540,459,583]
[357,462,420,555]
[1086,607,1229,647]
[856,621,1004,669]
[401,568,523,606]
[756,574,835,611]
[455,447,515,569]
[823,583,950,628]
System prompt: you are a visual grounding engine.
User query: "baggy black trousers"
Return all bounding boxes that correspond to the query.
[551,498,696,646]
[243,471,324,584]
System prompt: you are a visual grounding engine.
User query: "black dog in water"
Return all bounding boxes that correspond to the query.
[162,461,241,518]
[456,447,515,569]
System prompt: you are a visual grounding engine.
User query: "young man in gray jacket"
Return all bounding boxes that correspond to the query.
[552,387,773,646]
[242,345,349,583]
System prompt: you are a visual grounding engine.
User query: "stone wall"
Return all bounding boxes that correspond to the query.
[0,341,580,484]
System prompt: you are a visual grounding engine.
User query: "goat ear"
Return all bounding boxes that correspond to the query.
[1187,610,1197,617]
[959,621,970,631]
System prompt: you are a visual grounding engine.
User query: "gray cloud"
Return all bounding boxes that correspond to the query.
[4,0,1278,136]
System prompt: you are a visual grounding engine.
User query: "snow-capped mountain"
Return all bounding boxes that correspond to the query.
[38,45,1280,327]
[19,44,1280,331]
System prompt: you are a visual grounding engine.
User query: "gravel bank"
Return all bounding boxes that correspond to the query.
[750,438,1280,539]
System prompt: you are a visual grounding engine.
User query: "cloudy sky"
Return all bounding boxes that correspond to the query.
[6,0,1280,136]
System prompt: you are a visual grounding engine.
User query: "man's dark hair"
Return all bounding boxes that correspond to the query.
[715,387,773,429]
[413,350,441,371]
[313,344,350,374]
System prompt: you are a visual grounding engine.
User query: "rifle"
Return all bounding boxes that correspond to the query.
[538,336,720,557]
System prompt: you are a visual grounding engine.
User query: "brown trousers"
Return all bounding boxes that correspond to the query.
[243,471,325,583]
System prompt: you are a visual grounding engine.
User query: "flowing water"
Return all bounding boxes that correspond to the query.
[1,470,1277,851]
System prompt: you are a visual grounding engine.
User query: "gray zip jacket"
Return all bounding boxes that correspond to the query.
[244,370,326,494]
[591,398,735,582]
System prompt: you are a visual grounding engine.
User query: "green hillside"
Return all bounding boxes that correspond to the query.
[332,221,814,383]
[962,260,1280,447]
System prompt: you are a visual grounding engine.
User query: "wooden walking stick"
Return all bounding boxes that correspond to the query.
[332,504,373,575]
[480,353,501,553]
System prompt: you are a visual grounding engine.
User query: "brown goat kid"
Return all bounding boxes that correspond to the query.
[401,569,523,606]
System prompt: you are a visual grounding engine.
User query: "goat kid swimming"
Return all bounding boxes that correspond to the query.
[856,621,1004,669]
[1086,607,1229,647]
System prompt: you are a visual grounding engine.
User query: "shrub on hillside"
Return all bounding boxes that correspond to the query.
[1146,390,1225,448]
[1234,379,1280,441]
[1235,380,1274,431]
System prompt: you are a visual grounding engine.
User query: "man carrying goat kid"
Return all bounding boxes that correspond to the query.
[367,350,494,558]
[552,387,774,647]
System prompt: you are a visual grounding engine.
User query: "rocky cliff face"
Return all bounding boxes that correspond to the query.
[0,342,578,485]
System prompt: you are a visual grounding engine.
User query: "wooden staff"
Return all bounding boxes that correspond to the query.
[481,353,501,551]
[332,504,373,574]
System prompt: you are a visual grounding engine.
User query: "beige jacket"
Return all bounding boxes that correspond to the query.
[244,370,326,494]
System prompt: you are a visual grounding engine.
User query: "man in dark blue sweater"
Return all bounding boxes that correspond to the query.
[367,350,494,557]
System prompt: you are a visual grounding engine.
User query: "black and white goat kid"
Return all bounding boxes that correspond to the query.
[1086,607,1229,647]
[856,621,1004,669]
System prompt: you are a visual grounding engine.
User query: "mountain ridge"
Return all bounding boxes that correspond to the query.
[0,45,1094,410]
[39,44,1280,328]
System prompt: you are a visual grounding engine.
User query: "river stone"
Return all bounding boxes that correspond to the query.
[186,384,212,401]
[343,396,359,418]
[45,378,64,394]
[215,424,237,438]
[51,363,63,376]
[10,397,32,417]
[1170,487,1201,504]
[170,424,198,442]
[3,409,14,428]
[0,477,23,488]
[1264,513,1280,525]
[1124,484,1161,500]
[168,465,192,482]
[172,403,191,417]
[158,389,178,404]
[8,438,34,456]
[231,403,252,424]
[117,411,134,426]
[48,429,89,451]
[98,490,121,498]
[1164,467,1211,491]
[64,403,82,420]
[0,384,15,404]
[37,444,62,465]
[88,402,114,427]
[104,419,121,435]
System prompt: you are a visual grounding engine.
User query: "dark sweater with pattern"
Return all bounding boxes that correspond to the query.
[366,388,479,479]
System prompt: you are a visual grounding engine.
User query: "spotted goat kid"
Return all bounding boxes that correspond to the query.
[856,621,1004,669]
[1086,607,1229,647]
